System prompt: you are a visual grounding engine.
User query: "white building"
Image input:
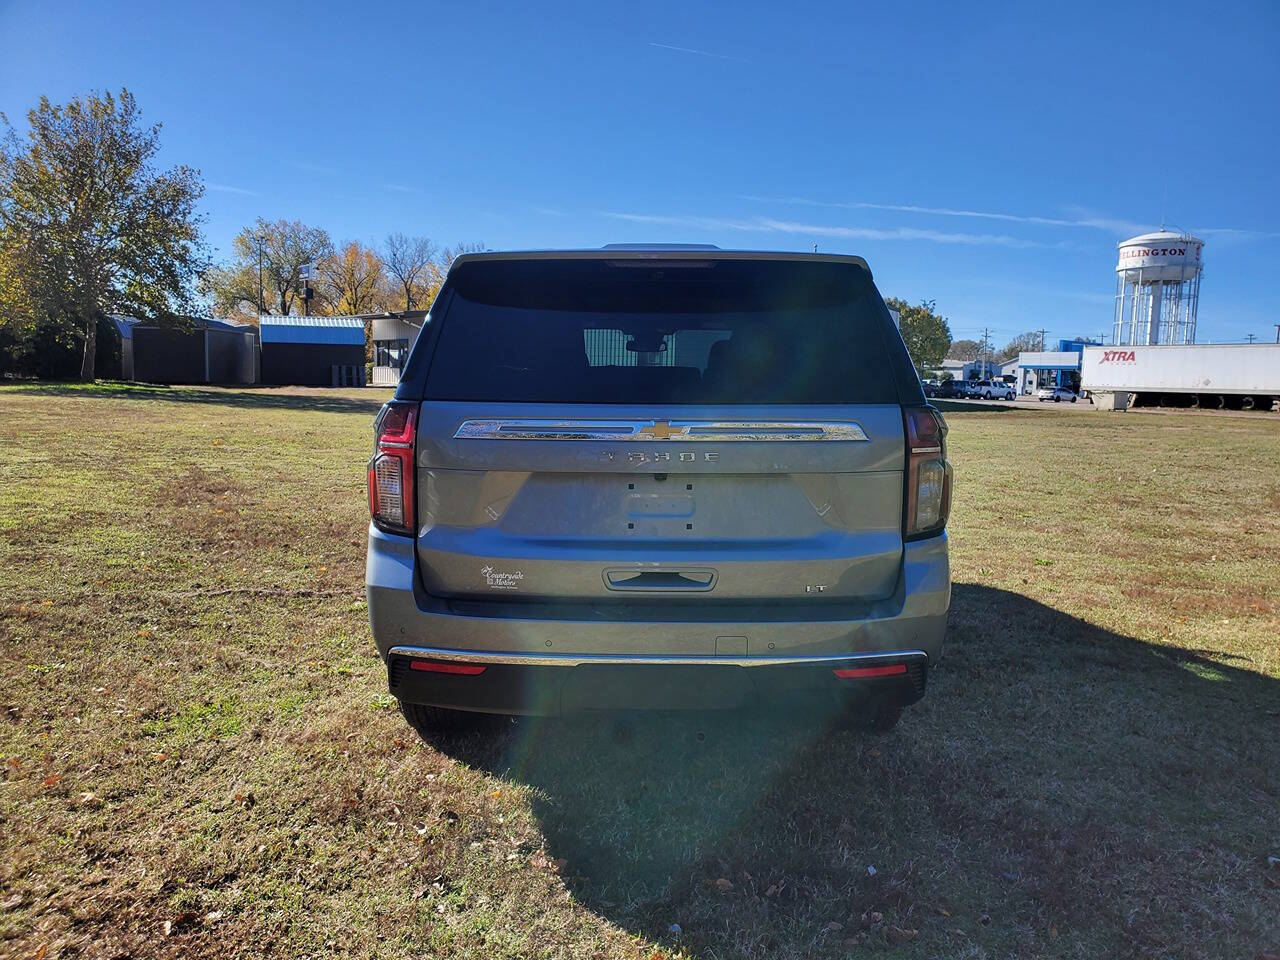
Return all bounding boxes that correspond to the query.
[369,311,427,385]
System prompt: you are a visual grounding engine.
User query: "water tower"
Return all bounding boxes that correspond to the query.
[1113,231,1203,345]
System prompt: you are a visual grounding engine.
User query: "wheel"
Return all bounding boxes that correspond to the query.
[398,699,489,740]
[1054,396,1060,402]
[983,391,992,399]
[1071,396,1077,403]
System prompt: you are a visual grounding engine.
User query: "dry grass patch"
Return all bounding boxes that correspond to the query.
[1,384,1277,959]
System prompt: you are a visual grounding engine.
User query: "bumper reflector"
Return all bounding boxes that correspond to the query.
[408,660,487,676]
[833,663,909,679]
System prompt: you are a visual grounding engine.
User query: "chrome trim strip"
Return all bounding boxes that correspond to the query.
[454,419,870,442]
[389,645,927,669]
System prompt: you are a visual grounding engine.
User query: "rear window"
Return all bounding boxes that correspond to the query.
[420,258,902,404]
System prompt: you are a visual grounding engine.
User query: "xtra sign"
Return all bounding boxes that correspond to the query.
[1098,350,1137,363]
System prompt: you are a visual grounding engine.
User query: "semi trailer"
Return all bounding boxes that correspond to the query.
[1081,343,1280,411]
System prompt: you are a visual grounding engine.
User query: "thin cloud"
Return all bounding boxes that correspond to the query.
[649,41,750,63]
[207,182,259,196]
[741,195,1150,234]
[384,184,424,194]
[602,211,1048,249]
[531,206,568,217]
[745,195,1280,243]
[1185,226,1280,242]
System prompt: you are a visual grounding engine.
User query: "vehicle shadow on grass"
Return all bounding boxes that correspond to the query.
[432,584,1279,957]
[2,380,389,415]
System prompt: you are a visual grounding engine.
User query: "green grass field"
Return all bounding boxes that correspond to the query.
[1,383,1277,960]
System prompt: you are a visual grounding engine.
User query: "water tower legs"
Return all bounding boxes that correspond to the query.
[1147,283,1163,345]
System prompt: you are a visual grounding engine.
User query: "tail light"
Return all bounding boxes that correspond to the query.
[834,663,908,679]
[368,401,417,536]
[904,406,952,539]
[408,660,486,676]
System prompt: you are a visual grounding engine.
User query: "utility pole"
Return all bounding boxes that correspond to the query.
[255,233,265,317]
[1273,323,1279,344]
[1036,328,1049,352]
[980,327,992,379]
[1246,333,1257,344]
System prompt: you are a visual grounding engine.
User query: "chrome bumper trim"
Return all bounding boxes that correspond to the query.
[387,645,928,669]
[452,418,870,442]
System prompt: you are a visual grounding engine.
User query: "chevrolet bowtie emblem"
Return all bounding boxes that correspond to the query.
[638,420,680,439]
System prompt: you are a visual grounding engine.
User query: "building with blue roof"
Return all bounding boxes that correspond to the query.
[258,315,366,386]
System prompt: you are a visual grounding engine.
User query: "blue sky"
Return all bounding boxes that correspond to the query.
[2,0,1278,345]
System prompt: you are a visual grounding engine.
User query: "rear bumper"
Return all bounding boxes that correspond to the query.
[366,524,949,716]
[387,647,928,715]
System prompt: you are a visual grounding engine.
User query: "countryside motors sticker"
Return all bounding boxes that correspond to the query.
[480,565,524,590]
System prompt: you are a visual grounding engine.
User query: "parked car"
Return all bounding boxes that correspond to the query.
[1038,386,1078,402]
[367,247,953,736]
[921,380,936,398]
[934,379,962,399]
[971,380,1014,400]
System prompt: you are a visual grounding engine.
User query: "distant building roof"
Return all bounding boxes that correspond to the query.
[205,317,252,332]
[109,314,139,339]
[109,314,250,338]
[259,315,365,345]
[1018,350,1082,371]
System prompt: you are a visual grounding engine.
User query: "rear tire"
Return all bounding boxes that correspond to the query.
[398,699,488,740]
[1071,396,1077,403]
[983,391,992,399]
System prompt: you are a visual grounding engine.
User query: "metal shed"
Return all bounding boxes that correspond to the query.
[259,316,366,386]
[116,316,258,384]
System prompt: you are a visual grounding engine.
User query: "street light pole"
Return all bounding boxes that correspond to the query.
[255,234,265,317]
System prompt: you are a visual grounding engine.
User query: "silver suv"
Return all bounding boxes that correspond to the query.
[366,247,952,734]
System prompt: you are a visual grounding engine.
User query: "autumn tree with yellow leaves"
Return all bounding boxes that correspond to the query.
[317,241,390,316]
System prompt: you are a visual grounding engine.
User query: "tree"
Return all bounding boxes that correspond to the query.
[439,241,486,272]
[383,233,440,311]
[0,89,207,379]
[885,297,951,376]
[947,338,981,362]
[996,331,1043,363]
[317,241,388,315]
[203,218,332,317]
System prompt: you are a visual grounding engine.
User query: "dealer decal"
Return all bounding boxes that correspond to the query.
[1099,350,1137,363]
[480,565,525,590]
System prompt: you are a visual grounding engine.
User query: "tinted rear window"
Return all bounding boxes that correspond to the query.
[421,258,901,404]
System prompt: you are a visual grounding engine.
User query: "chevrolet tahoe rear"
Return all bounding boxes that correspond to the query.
[366,247,951,734]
